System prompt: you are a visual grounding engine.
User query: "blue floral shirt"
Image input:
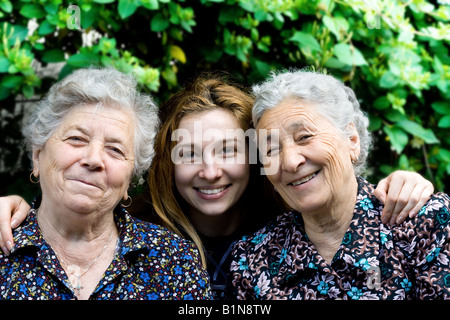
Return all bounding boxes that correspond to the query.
[0,206,211,300]
[231,177,450,300]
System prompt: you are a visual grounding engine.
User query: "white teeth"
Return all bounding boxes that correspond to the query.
[291,172,317,186]
[198,186,227,194]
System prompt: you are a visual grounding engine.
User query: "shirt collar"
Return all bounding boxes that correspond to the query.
[11,202,152,257]
[11,208,43,254]
[278,177,383,282]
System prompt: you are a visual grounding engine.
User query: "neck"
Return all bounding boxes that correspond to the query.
[37,197,118,268]
[302,178,358,264]
[36,199,119,300]
[38,197,117,241]
[188,201,245,238]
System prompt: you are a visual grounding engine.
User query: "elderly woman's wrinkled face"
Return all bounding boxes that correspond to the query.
[256,98,360,214]
[32,104,136,214]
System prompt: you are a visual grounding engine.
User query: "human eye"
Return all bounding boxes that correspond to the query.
[295,130,314,144]
[221,145,237,158]
[298,135,312,142]
[267,147,280,157]
[107,145,127,160]
[179,146,201,163]
[65,136,87,145]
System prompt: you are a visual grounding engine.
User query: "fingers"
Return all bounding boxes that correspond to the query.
[378,179,405,225]
[11,199,30,229]
[0,196,17,256]
[376,171,434,226]
[403,181,434,219]
[373,177,388,205]
[387,182,414,225]
[0,195,30,256]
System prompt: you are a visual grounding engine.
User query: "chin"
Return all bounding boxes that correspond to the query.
[195,204,230,217]
[63,196,102,214]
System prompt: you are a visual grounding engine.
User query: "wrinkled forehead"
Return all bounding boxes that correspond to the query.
[257,100,323,130]
[58,104,136,139]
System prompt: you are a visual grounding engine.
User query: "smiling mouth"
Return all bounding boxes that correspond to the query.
[290,171,320,186]
[72,179,101,189]
[194,185,231,195]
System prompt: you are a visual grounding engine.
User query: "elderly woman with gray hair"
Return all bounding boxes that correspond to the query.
[230,69,450,300]
[0,67,210,300]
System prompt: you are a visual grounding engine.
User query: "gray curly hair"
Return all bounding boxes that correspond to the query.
[23,67,160,179]
[252,69,372,176]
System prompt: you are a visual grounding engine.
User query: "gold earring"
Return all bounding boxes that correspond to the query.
[30,171,40,184]
[352,155,359,164]
[121,196,132,208]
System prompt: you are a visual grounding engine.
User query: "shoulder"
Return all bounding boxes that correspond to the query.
[391,192,450,261]
[417,192,450,222]
[126,216,211,299]
[398,192,450,233]
[232,210,298,256]
[132,215,202,261]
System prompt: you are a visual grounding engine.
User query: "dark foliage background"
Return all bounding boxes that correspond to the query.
[0,0,449,201]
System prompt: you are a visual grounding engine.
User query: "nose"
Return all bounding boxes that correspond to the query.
[198,161,223,181]
[81,143,105,171]
[280,145,306,173]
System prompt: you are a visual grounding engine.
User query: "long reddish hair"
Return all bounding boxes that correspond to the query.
[147,73,254,267]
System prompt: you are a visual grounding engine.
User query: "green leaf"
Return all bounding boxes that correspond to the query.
[437,148,450,163]
[118,0,139,19]
[431,101,450,115]
[162,67,177,88]
[398,154,410,170]
[323,16,348,41]
[290,31,322,52]
[396,119,440,144]
[373,96,390,110]
[0,56,10,72]
[1,75,22,88]
[93,0,115,3]
[22,85,34,98]
[142,0,159,10]
[38,20,56,36]
[368,114,382,131]
[379,71,399,88]
[81,6,100,29]
[169,45,186,64]
[151,13,170,32]
[383,126,409,154]
[438,115,450,128]
[19,4,46,19]
[67,52,99,67]
[4,24,28,46]
[0,86,11,100]
[42,49,65,63]
[333,43,367,66]
[0,1,13,13]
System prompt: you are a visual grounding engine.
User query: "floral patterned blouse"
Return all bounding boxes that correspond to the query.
[0,205,211,300]
[230,177,450,300]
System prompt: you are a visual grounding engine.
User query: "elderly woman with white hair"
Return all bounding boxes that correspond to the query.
[0,67,210,300]
[230,69,450,300]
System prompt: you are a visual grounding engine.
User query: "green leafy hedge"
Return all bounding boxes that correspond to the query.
[0,0,449,198]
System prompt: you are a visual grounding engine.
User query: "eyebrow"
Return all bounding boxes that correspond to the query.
[67,125,127,145]
[287,121,306,132]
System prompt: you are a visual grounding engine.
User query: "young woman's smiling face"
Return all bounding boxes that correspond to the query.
[173,108,250,218]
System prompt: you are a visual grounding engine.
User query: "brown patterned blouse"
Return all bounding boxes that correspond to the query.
[230,177,450,300]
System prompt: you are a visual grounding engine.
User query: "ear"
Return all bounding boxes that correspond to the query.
[346,123,360,160]
[32,148,41,177]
